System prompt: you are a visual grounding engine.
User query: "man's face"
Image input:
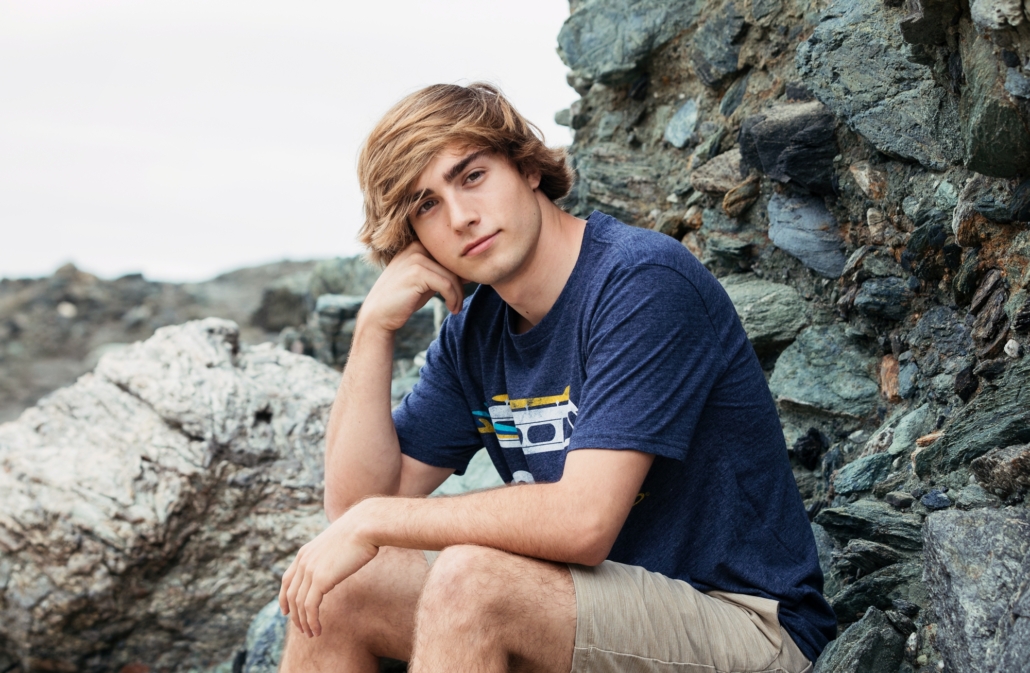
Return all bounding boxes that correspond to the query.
[407,145,543,287]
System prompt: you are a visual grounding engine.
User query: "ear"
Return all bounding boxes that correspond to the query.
[526,167,541,191]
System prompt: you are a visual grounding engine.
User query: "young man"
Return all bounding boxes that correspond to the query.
[278,83,836,673]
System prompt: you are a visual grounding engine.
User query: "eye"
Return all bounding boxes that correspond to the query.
[465,169,484,184]
[416,198,437,216]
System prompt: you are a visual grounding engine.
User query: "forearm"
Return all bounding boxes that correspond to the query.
[350,481,613,566]
[323,320,401,520]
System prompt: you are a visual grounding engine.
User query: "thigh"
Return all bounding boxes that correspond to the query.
[569,561,811,673]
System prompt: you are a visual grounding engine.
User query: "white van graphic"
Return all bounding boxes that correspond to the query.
[475,386,578,455]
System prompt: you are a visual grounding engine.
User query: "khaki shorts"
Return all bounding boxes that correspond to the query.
[423,551,812,673]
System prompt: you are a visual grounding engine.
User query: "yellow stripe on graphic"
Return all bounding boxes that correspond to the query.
[508,386,571,411]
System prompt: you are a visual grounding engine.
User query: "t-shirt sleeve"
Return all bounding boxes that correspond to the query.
[568,264,728,462]
[392,320,483,475]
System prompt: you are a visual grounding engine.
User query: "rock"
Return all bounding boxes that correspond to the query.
[250,272,311,332]
[812,606,906,673]
[1015,298,1030,333]
[308,256,380,302]
[663,98,700,148]
[690,1,747,87]
[970,0,1029,31]
[971,288,1010,359]
[970,269,1005,315]
[240,600,288,673]
[899,0,961,46]
[795,0,962,170]
[737,101,838,195]
[790,427,830,471]
[557,0,703,84]
[959,22,1030,178]
[653,210,690,239]
[566,143,664,224]
[689,125,727,169]
[722,175,760,217]
[0,319,336,672]
[1005,338,1023,358]
[908,306,975,366]
[1006,67,1030,99]
[955,363,979,401]
[898,361,919,399]
[811,522,841,597]
[833,539,904,578]
[885,491,916,509]
[924,508,1030,673]
[854,277,914,321]
[767,193,846,278]
[848,162,888,200]
[769,325,880,418]
[887,405,932,457]
[719,70,751,117]
[689,148,745,193]
[830,563,924,623]
[880,355,901,403]
[815,500,923,551]
[718,275,808,354]
[970,443,1030,500]
[921,488,952,510]
[834,453,893,495]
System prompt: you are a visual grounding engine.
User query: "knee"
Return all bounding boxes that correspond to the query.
[418,545,508,623]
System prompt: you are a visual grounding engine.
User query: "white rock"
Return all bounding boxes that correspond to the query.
[0,319,338,672]
[970,0,1026,30]
[1005,338,1023,358]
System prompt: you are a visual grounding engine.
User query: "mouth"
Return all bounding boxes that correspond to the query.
[462,232,499,257]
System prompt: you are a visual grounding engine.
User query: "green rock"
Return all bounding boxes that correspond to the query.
[834,453,894,495]
[769,325,880,418]
[959,23,1030,178]
[813,607,905,673]
[815,500,923,551]
[719,275,808,354]
[915,355,1030,477]
[829,562,924,623]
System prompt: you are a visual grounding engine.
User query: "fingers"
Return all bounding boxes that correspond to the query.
[397,241,464,314]
[278,558,298,615]
[411,262,464,315]
[295,571,314,637]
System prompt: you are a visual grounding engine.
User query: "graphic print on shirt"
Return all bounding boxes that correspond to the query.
[472,386,578,464]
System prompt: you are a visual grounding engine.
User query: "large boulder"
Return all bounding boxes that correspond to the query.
[766,193,847,279]
[0,319,337,672]
[812,607,906,673]
[924,508,1030,673]
[795,0,963,171]
[738,101,838,195]
[718,275,808,354]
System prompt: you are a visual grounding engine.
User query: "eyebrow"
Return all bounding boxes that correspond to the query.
[443,149,487,183]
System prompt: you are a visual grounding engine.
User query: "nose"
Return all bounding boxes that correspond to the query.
[448,193,479,232]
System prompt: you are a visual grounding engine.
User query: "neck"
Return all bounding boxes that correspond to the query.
[493,193,586,333]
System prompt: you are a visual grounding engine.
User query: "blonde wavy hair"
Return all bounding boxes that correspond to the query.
[357,82,574,266]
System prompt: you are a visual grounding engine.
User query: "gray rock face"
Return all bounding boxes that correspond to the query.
[830,562,923,623]
[567,142,664,224]
[854,277,915,321]
[663,98,700,148]
[769,325,879,418]
[240,600,288,673]
[812,607,906,673]
[924,508,1030,673]
[308,256,381,301]
[0,319,335,672]
[795,0,962,170]
[915,355,1030,476]
[833,452,893,495]
[814,500,923,552]
[738,100,838,195]
[557,0,703,83]
[250,272,312,332]
[690,1,747,87]
[718,275,808,354]
[767,193,846,278]
[970,443,1030,500]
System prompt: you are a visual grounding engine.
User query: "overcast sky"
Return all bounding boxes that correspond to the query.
[0,0,577,282]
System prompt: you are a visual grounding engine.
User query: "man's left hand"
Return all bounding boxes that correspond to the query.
[278,509,379,638]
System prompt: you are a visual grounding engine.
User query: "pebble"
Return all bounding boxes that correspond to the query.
[921,488,952,511]
[1004,339,1023,358]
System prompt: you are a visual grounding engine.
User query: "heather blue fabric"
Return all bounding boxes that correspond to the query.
[393,211,836,661]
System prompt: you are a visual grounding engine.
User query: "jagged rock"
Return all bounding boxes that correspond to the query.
[663,98,700,148]
[959,22,1030,178]
[722,175,760,217]
[812,606,906,673]
[737,101,838,195]
[848,162,888,200]
[567,142,664,223]
[972,288,1011,359]
[769,325,880,418]
[971,443,1030,500]
[887,404,931,456]
[898,361,919,399]
[854,277,914,321]
[815,500,923,551]
[921,488,953,510]
[308,256,380,302]
[557,0,703,83]
[833,538,904,579]
[699,208,756,263]
[719,71,751,117]
[795,0,962,170]
[240,600,288,673]
[718,275,808,354]
[0,319,336,672]
[885,491,915,509]
[830,563,924,623]
[834,453,893,495]
[811,522,841,597]
[766,193,846,278]
[690,1,747,87]
[250,272,312,332]
[924,508,1030,673]
[689,125,727,169]
[689,148,745,193]
[970,0,1029,31]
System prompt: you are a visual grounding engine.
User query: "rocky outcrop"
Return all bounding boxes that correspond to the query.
[0,319,336,672]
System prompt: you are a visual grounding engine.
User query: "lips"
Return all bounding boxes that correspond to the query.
[462,232,498,256]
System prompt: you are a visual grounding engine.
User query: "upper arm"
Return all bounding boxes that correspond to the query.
[397,454,455,497]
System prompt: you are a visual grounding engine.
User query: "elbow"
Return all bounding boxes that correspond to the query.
[324,496,346,523]
[568,516,619,566]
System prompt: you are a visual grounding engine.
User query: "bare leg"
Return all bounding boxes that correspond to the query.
[278,546,429,673]
[411,545,577,673]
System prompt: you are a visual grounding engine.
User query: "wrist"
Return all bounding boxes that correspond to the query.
[343,497,384,548]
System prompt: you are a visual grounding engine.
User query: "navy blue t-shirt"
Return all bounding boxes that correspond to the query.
[393,211,836,661]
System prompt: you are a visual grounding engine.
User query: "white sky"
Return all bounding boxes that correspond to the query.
[0,0,577,281]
